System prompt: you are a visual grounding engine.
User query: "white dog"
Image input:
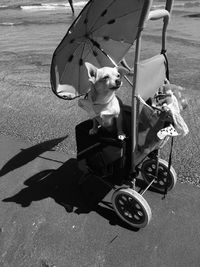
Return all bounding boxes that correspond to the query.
[78,62,128,140]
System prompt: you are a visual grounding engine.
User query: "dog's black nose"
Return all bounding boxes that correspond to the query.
[115,79,121,87]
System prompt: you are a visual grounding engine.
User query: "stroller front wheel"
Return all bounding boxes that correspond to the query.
[111,188,152,228]
[141,158,177,192]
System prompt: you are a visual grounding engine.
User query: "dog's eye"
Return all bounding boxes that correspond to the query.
[103,75,109,80]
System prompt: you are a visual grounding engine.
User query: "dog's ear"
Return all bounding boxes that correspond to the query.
[85,62,97,83]
[170,84,185,91]
[116,66,129,76]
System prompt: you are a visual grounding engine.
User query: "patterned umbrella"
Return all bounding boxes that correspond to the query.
[50,0,152,99]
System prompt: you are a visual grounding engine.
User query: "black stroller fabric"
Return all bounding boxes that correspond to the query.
[135,97,174,165]
[76,119,129,183]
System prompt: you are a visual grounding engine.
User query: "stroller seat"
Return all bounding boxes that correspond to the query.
[76,111,130,184]
[137,54,167,101]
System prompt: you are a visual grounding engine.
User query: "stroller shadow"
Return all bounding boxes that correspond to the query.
[2,158,139,231]
[0,135,68,177]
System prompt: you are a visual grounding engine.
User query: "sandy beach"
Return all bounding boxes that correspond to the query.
[0,1,200,266]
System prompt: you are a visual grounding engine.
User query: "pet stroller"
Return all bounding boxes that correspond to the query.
[50,0,180,228]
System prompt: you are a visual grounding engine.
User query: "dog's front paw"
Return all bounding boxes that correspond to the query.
[89,128,98,135]
[118,134,126,141]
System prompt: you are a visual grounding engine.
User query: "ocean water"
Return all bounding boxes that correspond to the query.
[0,0,200,54]
[0,0,88,53]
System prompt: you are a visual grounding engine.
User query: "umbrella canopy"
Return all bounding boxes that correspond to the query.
[51,0,152,100]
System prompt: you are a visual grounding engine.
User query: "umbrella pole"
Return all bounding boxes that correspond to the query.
[130,0,152,176]
[131,31,142,175]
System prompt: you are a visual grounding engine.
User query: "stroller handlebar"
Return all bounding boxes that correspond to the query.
[146,0,174,53]
[148,10,170,21]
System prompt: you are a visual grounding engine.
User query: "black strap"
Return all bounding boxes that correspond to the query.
[163,137,174,198]
[161,50,170,81]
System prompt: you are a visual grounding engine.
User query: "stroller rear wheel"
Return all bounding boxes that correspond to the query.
[112,188,152,228]
[141,158,177,192]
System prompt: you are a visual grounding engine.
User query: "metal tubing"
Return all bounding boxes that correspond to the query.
[148,9,170,21]
[162,17,168,52]
[148,9,170,52]
[141,177,155,196]
[165,0,174,13]
[131,0,153,173]
[162,0,174,51]
[131,34,141,173]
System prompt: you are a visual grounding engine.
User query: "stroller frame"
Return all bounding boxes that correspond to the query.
[76,0,177,229]
[131,0,173,172]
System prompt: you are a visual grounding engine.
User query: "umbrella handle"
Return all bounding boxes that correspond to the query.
[124,75,133,87]
[58,93,86,101]
[147,9,170,53]
[147,9,170,21]
[106,53,133,88]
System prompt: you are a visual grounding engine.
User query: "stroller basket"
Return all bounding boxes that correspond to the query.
[76,96,174,180]
[131,96,173,166]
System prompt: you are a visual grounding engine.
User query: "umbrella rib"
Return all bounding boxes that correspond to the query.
[85,0,142,34]
[59,44,83,86]
[83,0,93,35]
[87,37,117,66]
[87,35,130,66]
[77,42,87,92]
[90,8,141,34]
[91,34,130,47]
[59,41,92,94]
[87,0,116,32]
[88,40,104,66]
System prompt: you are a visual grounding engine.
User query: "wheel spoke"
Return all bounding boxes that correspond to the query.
[135,203,142,210]
[147,167,153,172]
[141,159,176,192]
[119,199,125,205]
[116,195,145,223]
